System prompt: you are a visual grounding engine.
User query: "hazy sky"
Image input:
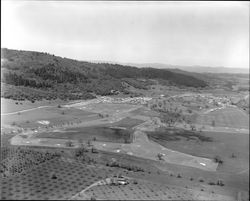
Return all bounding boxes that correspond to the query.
[1,1,249,68]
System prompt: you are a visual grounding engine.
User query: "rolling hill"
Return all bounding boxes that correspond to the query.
[1,48,208,102]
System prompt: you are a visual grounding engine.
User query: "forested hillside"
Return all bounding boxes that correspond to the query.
[1,48,208,102]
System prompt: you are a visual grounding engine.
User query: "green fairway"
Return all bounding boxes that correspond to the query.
[148,129,249,174]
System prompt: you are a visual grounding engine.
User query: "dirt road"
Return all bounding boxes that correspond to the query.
[1,106,53,116]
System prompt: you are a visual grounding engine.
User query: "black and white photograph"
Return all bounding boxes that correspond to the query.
[1,1,249,200]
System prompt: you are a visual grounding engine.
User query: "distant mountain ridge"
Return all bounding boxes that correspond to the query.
[89,60,249,74]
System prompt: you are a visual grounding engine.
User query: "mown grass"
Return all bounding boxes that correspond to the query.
[146,128,213,142]
[35,126,133,143]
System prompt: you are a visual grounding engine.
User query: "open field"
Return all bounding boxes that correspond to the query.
[110,117,144,129]
[67,102,141,114]
[1,102,101,135]
[1,98,65,114]
[93,130,218,172]
[148,130,249,174]
[129,106,160,117]
[147,128,249,193]
[147,128,213,142]
[2,107,98,125]
[196,106,249,129]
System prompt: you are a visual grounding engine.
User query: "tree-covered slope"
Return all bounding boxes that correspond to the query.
[1,48,208,101]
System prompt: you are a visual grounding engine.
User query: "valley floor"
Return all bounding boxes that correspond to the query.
[1,94,249,200]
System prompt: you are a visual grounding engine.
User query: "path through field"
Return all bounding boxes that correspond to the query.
[1,105,54,116]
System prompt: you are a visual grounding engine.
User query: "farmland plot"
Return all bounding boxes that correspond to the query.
[1,158,113,200]
[84,179,234,200]
[0,147,60,178]
[196,107,249,129]
[1,106,100,131]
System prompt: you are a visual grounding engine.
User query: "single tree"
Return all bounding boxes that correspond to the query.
[87,140,92,147]
[65,140,74,147]
[157,153,164,160]
[190,124,196,131]
[214,155,223,164]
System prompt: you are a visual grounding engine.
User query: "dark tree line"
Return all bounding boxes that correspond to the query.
[32,64,89,84]
[3,72,52,88]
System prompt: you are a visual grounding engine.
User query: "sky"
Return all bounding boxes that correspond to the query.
[1,1,249,69]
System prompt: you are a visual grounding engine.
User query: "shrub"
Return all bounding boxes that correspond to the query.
[199,178,204,182]
[231,153,236,158]
[91,147,98,153]
[65,141,74,147]
[214,155,223,164]
[50,172,57,179]
[208,181,216,185]
[177,174,182,178]
[157,153,164,160]
[217,179,224,186]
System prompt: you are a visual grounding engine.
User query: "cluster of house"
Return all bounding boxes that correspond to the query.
[97,96,152,105]
[173,94,231,110]
[147,93,234,114]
